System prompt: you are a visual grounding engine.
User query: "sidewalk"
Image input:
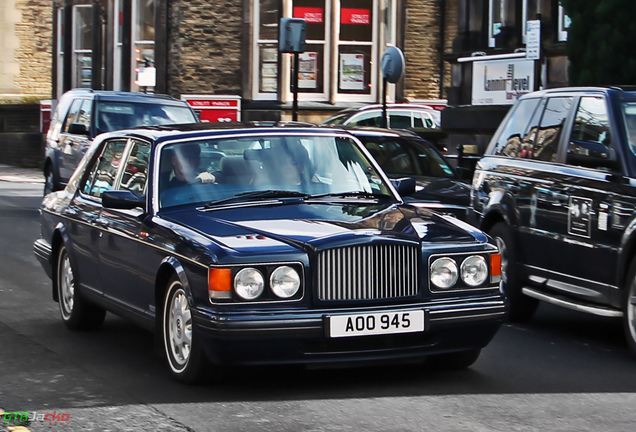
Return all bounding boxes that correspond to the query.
[0,164,43,183]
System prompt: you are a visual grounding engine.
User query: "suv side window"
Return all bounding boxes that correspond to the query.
[62,99,83,133]
[567,96,613,166]
[77,99,92,130]
[492,98,541,157]
[533,96,573,162]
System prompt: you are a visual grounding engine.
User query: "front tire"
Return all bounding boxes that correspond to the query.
[623,258,636,355]
[44,165,56,196]
[56,245,106,330]
[162,275,207,383]
[488,222,538,322]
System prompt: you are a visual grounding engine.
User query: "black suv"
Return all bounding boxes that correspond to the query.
[472,86,636,351]
[43,89,197,194]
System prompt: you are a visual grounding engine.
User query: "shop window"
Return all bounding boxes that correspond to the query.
[132,0,156,92]
[252,0,394,103]
[558,2,570,41]
[73,5,93,88]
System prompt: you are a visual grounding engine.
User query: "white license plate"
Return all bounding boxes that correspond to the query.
[328,310,425,338]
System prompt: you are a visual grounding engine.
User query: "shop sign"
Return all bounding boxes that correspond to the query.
[293,7,323,23]
[341,8,371,25]
[471,58,534,105]
[181,95,241,122]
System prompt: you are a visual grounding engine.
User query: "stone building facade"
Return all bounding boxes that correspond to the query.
[0,0,51,100]
[51,0,451,122]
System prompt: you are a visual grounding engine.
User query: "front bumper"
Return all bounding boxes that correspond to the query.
[192,294,508,366]
[33,238,53,279]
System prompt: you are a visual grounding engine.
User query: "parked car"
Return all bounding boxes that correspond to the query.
[43,89,198,195]
[346,127,475,223]
[472,86,636,353]
[322,104,442,129]
[34,123,507,383]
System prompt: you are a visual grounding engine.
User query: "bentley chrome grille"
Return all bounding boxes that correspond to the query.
[317,244,419,300]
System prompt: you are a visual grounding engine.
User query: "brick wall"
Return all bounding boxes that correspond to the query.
[403,0,442,100]
[169,0,244,96]
[1,0,52,97]
[403,0,458,102]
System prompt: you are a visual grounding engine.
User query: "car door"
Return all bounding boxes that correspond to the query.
[66,138,129,296]
[515,95,575,276]
[544,95,632,300]
[59,98,93,182]
[98,138,152,316]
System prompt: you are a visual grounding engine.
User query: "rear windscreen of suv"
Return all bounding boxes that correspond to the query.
[95,101,196,134]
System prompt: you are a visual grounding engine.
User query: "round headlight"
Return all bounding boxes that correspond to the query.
[234,268,264,300]
[270,266,301,298]
[430,257,458,289]
[461,255,488,287]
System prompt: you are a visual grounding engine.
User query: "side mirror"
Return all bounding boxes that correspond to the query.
[67,123,89,136]
[390,177,416,197]
[102,190,146,210]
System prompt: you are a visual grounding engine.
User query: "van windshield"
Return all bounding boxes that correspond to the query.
[95,101,196,134]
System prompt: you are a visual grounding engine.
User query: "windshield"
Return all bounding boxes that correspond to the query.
[356,135,456,179]
[158,133,393,209]
[95,101,196,134]
[623,102,636,154]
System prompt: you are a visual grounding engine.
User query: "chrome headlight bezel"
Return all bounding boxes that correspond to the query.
[430,257,459,289]
[209,262,304,303]
[429,252,498,292]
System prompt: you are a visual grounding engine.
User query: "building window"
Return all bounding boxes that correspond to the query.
[558,2,569,41]
[113,0,125,90]
[73,5,93,88]
[252,0,395,103]
[132,0,156,92]
[488,0,516,48]
[56,7,65,98]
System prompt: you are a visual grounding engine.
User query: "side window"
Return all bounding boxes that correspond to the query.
[119,140,150,195]
[62,99,83,133]
[82,139,128,198]
[76,99,92,128]
[567,96,611,160]
[413,112,434,128]
[349,111,382,127]
[533,96,573,162]
[388,111,412,129]
[492,98,541,157]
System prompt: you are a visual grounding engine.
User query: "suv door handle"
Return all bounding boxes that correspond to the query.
[94,217,110,228]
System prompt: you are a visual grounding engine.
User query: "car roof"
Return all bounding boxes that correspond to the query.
[62,89,188,105]
[519,86,636,100]
[101,121,353,144]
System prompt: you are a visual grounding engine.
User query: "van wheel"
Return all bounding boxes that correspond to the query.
[623,258,636,355]
[488,222,538,322]
[162,275,207,383]
[56,245,106,330]
[44,165,56,195]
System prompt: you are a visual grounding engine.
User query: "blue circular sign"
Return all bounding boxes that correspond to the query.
[381,47,405,83]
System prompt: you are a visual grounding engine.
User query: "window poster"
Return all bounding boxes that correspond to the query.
[339,53,364,90]
[298,52,318,89]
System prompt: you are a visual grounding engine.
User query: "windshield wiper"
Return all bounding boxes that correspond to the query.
[202,190,310,209]
[308,191,394,200]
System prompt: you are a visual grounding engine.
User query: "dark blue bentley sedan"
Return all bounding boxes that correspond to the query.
[34,123,507,383]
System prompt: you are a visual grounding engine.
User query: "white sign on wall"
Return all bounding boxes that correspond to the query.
[526,20,541,60]
[471,58,535,105]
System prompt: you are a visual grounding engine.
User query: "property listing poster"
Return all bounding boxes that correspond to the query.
[339,53,364,90]
[298,52,318,89]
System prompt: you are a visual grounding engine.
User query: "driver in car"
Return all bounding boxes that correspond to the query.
[168,143,216,187]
